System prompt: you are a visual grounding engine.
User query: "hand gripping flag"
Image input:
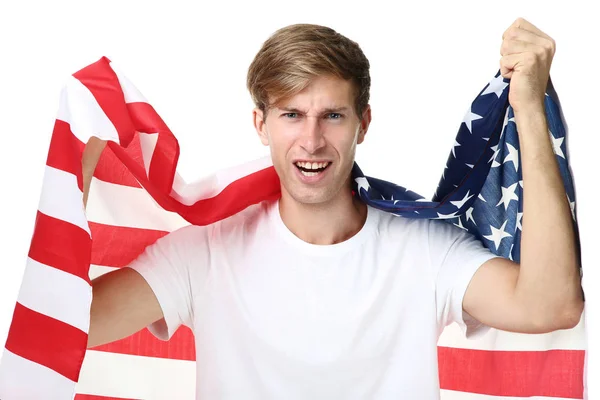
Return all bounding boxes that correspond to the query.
[0,57,585,399]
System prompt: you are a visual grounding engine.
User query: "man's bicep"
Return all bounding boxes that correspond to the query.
[462,257,547,333]
[89,267,163,348]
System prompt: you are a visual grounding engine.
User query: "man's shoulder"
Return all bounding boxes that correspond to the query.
[426,217,476,240]
[373,206,430,235]
[213,199,274,234]
[164,200,274,244]
[373,208,478,248]
[364,208,434,256]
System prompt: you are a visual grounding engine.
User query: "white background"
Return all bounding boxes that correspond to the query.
[0,0,598,396]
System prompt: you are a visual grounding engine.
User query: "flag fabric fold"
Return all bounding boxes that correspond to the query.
[0,56,585,399]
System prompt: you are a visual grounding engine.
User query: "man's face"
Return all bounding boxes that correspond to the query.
[253,75,371,206]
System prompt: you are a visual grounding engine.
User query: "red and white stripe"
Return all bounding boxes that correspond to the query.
[0,57,586,399]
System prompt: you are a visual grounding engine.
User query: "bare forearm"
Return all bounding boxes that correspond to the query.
[82,137,107,208]
[514,106,582,326]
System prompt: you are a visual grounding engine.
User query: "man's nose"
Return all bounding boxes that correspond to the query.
[298,117,326,154]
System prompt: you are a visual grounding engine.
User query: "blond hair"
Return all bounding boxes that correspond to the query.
[246,24,371,121]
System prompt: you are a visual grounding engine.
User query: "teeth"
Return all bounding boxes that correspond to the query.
[295,161,329,170]
[301,171,319,177]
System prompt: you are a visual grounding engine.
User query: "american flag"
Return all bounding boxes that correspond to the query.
[0,57,585,399]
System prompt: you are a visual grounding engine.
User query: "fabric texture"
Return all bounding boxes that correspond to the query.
[0,56,585,399]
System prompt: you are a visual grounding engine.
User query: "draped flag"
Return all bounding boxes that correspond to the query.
[0,57,585,399]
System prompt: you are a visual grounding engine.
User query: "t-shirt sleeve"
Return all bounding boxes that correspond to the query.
[126,224,212,341]
[427,219,500,339]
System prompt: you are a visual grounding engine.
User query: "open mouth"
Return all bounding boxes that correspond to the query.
[294,161,331,177]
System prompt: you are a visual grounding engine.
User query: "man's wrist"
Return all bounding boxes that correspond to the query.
[513,102,546,125]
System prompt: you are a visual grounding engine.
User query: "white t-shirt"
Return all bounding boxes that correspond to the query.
[128,199,498,399]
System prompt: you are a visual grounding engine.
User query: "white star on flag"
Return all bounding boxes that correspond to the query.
[465,207,476,225]
[454,217,468,231]
[483,219,512,251]
[450,190,475,209]
[498,112,510,140]
[567,194,576,220]
[503,142,519,172]
[442,162,449,180]
[549,130,565,159]
[481,74,509,98]
[452,140,461,158]
[497,182,519,210]
[516,212,523,231]
[355,177,370,194]
[463,107,483,133]
[489,144,501,167]
[437,211,459,219]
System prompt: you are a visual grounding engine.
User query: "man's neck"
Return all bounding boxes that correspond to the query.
[278,189,368,246]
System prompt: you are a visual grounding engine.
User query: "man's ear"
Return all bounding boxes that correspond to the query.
[252,108,270,146]
[357,105,372,145]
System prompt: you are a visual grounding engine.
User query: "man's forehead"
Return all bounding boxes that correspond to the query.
[268,76,355,113]
[274,104,351,113]
[270,94,353,113]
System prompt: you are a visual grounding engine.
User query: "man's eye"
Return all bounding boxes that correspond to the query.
[327,113,342,119]
[283,113,298,118]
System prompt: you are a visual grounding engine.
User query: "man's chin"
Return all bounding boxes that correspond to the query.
[285,186,341,206]
[291,194,327,205]
[282,188,324,204]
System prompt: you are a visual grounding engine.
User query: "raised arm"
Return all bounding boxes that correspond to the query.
[462,18,583,334]
[82,137,164,348]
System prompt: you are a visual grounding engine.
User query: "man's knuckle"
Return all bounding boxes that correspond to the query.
[547,39,556,54]
[505,28,517,40]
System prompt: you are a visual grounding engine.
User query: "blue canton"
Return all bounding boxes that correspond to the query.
[351,71,579,263]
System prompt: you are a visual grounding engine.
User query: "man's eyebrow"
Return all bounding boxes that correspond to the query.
[278,106,349,114]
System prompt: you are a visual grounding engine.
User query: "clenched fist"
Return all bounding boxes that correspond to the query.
[500,18,555,114]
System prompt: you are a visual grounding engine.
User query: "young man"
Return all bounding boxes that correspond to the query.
[87,19,583,399]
